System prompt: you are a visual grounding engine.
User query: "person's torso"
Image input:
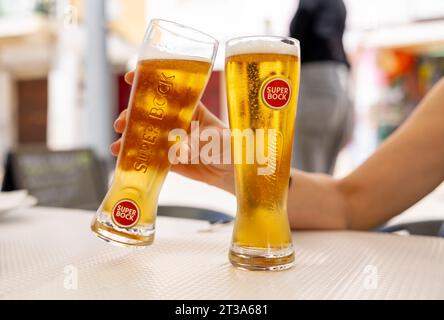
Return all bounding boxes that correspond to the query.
[290,0,349,67]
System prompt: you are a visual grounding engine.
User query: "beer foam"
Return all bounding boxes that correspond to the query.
[139,47,212,63]
[226,38,300,57]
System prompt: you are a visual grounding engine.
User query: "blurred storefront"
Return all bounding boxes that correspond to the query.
[0,0,131,159]
[338,0,444,173]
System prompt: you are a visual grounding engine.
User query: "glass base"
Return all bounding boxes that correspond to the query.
[91,211,155,248]
[229,244,295,271]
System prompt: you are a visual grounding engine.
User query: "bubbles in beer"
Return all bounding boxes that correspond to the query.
[101,58,211,228]
[247,62,260,122]
[226,51,300,248]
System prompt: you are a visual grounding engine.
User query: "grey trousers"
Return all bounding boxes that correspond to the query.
[292,62,354,174]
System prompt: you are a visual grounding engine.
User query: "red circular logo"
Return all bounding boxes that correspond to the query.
[261,78,292,110]
[112,200,140,228]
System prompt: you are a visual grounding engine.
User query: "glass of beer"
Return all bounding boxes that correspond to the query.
[91,19,218,247]
[225,36,300,270]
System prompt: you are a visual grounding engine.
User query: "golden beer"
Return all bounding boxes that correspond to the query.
[226,37,300,270]
[91,59,211,246]
[91,19,217,247]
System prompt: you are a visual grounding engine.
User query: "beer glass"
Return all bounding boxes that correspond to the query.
[91,19,218,247]
[225,36,300,270]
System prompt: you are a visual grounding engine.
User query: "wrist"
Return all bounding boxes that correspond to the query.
[205,165,235,195]
[335,178,353,230]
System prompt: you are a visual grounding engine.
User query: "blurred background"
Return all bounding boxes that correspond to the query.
[0,0,443,226]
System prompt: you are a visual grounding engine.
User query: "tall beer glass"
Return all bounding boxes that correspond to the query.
[226,36,300,270]
[91,19,218,247]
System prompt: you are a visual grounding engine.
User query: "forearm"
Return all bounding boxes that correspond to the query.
[288,170,349,230]
[340,79,444,230]
[288,79,444,231]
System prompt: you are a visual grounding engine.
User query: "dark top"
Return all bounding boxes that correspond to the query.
[289,0,349,68]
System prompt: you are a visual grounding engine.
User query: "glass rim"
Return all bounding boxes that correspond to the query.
[150,18,219,46]
[226,35,300,47]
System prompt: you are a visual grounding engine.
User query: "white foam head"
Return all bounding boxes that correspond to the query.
[226,37,300,57]
[139,46,212,63]
[137,19,217,63]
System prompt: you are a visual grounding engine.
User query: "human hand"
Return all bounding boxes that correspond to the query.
[111,71,235,194]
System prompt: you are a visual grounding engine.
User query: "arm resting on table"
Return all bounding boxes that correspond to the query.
[288,78,444,231]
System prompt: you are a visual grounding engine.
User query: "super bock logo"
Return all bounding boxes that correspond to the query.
[112,199,140,228]
[261,77,292,110]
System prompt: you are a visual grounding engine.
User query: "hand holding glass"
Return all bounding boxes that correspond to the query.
[91,20,218,247]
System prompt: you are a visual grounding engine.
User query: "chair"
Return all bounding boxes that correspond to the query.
[2,147,108,210]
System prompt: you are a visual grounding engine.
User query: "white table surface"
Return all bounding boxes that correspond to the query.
[1,206,444,300]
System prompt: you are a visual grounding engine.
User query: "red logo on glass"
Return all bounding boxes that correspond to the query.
[262,78,292,110]
[112,200,140,228]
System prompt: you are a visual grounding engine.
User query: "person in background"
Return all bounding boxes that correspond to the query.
[289,0,354,174]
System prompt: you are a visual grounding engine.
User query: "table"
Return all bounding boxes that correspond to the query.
[1,207,444,300]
